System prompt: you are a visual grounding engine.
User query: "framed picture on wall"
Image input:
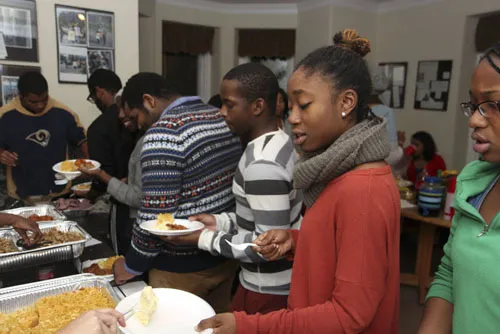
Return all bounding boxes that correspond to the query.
[55,5,115,84]
[414,60,453,111]
[0,0,38,62]
[377,62,408,109]
[0,64,40,106]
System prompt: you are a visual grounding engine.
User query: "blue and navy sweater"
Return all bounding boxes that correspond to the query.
[125,97,242,274]
[0,97,86,198]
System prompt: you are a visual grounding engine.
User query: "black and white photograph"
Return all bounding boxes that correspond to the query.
[56,6,87,47]
[0,0,38,62]
[88,49,114,75]
[0,6,31,49]
[0,64,39,106]
[377,62,408,109]
[414,60,453,111]
[87,11,114,49]
[59,45,88,83]
[1,75,18,105]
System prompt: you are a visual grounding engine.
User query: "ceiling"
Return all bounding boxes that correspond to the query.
[205,0,392,3]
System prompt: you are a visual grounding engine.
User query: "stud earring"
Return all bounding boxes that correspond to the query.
[341,112,346,118]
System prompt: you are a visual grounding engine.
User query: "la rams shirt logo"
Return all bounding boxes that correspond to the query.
[26,129,51,147]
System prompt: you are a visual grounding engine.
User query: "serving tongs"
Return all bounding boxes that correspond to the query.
[16,239,52,250]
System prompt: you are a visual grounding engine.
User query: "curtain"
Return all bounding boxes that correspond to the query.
[475,13,500,52]
[238,29,296,58]
[163,21,215,55]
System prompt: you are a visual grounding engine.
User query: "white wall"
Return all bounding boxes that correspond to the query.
[0,0,139,128]
[375,0,500,170]
[150,2,297,96]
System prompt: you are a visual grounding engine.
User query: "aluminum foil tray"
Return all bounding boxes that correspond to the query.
[0,275,122,314]
[0,221,91,273]
[0,273,95,296]
[1,204,66,225]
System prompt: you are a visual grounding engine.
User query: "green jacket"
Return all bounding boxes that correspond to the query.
[427,160,500,333]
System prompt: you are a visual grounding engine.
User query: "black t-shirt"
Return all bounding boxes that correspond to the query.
[87,104,134,193]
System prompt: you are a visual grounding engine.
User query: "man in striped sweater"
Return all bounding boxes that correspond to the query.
[168,63,302,314]
[112,73,242,313]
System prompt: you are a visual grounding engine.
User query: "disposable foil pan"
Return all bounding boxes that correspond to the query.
[0,275,122,314]
[0,221,91,272]
[0,273,95,295]
[1,205,66,226]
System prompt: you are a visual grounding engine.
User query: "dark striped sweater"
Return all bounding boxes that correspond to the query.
[125,97,242,274]
[198,130,303,295]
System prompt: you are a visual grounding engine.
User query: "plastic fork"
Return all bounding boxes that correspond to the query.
[225,239,258,251]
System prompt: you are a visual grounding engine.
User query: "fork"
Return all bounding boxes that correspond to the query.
[122,302,137,320]
[225,239,258,251]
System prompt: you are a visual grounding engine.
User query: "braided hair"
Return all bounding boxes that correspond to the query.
[482,41,500,74]
[296,29,373,123]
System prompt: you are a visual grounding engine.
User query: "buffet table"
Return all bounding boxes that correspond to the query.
[1,212,146,298]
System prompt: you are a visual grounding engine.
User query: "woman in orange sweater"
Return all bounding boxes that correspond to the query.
[196,29,400,334]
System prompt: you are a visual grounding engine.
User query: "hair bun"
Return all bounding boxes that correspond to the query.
[333,29,371,57]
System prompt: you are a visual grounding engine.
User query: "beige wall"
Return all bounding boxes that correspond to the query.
[375,0,500,170]
[150,2,297,95]
[1,0,140,128]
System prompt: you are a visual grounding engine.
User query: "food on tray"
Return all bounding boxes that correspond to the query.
[0,287,115,333]
[83,256,123,276]
[40,228,84,245]
[135,286,158,326]
[0,237,18,254]
[54,198,92,211]
[74,183,91,191]
[156,213,187,231]
[60,159,95,172]
[28,214,54,223]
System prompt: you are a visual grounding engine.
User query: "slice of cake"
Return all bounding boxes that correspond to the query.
[135,286,158,326]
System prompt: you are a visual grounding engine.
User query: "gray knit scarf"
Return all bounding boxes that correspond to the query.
[294,117,390,208]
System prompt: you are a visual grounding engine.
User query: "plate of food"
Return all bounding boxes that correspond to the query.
[139,214,205,236]
[82,256,123,280]
[52,159,100,180]
[116,287,215,334]
[71,182,92,193]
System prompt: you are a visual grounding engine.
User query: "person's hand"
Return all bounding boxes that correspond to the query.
[0,150,18,167]
[12,217,41,246]
[397,131,406,147]
[254,229,294,261]
[164,229,202,246]
[79,166,103,179]
[57,309,126,334]
[189,214,217,231]
[79,167,111,185]
[113,257,136,285]
[196,313,236,334]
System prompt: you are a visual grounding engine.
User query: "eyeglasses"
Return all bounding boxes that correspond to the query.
[461,100,500,118]
[87,94,95,104]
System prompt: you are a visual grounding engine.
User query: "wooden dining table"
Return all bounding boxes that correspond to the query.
[399,207,452,304]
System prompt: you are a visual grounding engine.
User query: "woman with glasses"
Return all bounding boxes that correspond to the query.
[419,42,500,334]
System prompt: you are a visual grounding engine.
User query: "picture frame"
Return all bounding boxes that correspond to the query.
[0,0,38,62]
[0,64,40,106]
[414,60,453,111]
[377,62,408,109]
[55,5,115,84]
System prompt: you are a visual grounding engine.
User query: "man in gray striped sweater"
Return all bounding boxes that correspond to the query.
[169,63,302,314]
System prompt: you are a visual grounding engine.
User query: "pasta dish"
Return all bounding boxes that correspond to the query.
[0,287,116,333]
[60,159,95,172]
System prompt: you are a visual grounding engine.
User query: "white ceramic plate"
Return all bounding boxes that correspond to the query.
[116,288,215,334]
[71,182,92,192]
[140,219,204,236]
[52,159,101,180]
